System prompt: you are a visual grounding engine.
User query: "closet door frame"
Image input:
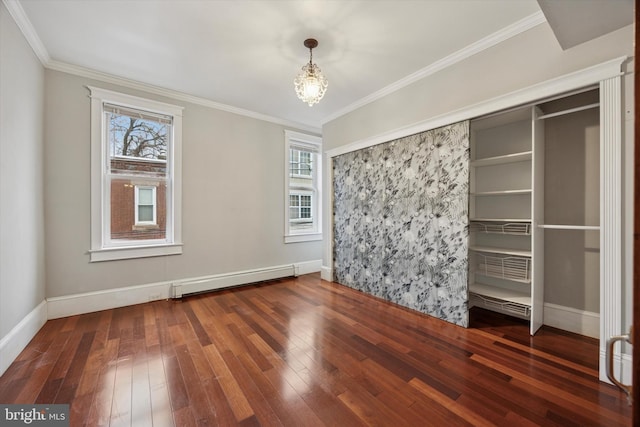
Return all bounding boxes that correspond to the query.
[599,76,624,383]
[323,56,627,384]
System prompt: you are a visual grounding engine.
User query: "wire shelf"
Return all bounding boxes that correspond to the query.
[470,293,531,318]
[470,221,531,235]
[474,253,531,283]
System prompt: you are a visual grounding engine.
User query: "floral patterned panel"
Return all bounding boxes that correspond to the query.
[333,121,470,327]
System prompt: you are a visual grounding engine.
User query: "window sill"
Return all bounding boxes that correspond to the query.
[285,233,322,244]
[89,243,183,262]
[132,224,160,230]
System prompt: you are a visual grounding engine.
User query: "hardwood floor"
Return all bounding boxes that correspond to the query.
[0,274,631,426]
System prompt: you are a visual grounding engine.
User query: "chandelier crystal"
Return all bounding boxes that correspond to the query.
[294,38,328,107]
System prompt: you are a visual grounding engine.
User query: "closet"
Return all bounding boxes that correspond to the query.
[468,88,600,336]
[332,122,471,328]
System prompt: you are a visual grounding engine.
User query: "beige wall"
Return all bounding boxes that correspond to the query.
[323,22,634,331]
[543,107,600,312]
[323,23,632,149]
[44,70,322,298]
[0,3,46,337]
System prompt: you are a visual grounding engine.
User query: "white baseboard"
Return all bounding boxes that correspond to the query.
[620,353,633,385]
[0,300,47,377]
[47,280,174,319]
[295,259,323,276]
[47,261,322,318]
[600,349,633,386]
[173,263,298,298]
[320,265,333,282]
[543,303,599,339]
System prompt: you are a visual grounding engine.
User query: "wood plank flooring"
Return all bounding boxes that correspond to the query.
[0,274,631,426]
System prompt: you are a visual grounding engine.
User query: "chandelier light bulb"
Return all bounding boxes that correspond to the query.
[294,39,328,107]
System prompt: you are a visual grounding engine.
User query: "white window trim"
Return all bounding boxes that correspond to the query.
[134,185,157,225]
[284,130,322,243]
[89,86,183,262]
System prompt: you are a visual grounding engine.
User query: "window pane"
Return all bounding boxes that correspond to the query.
[290,194,299,207]
[108,112,168,160]
[107,110,169,177]
[138,205,154,222]
[301,207,311,218]
[301,195,311,207]
[290,148,312,176]
[138,188,154,205]
[290,207,299,219]
[110,178,165,241]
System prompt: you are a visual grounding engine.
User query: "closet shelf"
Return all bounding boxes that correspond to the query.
[470,221,531,235]
[469,283,531,306]
[472,250,531,283]
[470,246,531,257]
[536,102,599,120]
[471,151,532,167]
[470,217,531,223]
[470,283,531,318]
[471,189,532,196]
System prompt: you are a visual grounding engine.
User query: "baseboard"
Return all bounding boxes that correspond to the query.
[47,261,322,318]
[295,259,323,276]
[620,353,633,385]
[172,263,298,298]
[543,303,599,339]
[600,349,633,386]
[47,281,174,319]
[0,300,47,377]
[320,265,333,282]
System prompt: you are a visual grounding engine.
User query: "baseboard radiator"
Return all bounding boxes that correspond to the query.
[171,264,297,298]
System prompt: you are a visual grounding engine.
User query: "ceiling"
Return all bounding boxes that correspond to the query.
[8,0,632,130]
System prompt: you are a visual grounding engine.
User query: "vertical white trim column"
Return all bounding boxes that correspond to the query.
[531,107,545,335]
[599,76,622,383]
[321,153,334,281]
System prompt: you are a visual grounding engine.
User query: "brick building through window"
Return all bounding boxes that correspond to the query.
[110,157,167,240]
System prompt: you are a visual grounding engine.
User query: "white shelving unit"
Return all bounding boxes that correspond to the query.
[468,106,542,333]
[469,88,602,337]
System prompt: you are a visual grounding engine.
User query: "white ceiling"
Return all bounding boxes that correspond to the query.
[537,0,633,50]
[8,0,625,130]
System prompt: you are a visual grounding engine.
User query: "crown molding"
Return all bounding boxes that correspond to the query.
[2,0,50,64]
[321,11,547,125]
[325,55,626,158]
[46,60,321,133]
[4,0,544,135]
[3,0,320,134]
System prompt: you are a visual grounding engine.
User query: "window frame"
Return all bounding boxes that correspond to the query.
[89,87,183,262]
[134,185,157,226]
[284,130,322,243]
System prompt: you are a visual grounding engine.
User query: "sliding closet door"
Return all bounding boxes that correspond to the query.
[333,121,470,327]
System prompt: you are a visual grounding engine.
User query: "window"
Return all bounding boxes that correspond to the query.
[89,87,183,261]
[289,192,312,223]
[284,130,322,243]
[135,186,157,225]
[290,149,312,177]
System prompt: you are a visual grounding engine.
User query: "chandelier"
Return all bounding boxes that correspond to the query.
[294,38,328,107]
